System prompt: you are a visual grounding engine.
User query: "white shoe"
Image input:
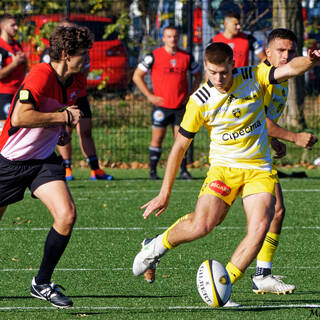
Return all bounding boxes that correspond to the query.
[223,298,240,307]
[252,274,296,295]
[132,237,163,276]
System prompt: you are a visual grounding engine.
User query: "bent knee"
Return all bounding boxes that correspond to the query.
[55,204,77,228]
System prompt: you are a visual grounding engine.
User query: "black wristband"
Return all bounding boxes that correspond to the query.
[66,109,72,127]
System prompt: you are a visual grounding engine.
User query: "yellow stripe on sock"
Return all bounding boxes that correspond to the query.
[162,214,190,249]
[257,232,280,263]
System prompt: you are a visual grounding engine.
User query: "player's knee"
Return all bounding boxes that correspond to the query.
[56,204,77,228]
[192,220,215,238]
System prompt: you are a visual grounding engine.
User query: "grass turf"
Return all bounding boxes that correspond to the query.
[0,168,320,319]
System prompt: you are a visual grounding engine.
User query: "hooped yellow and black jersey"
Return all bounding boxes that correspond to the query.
[262,60,288,123]
[180,64,278,171]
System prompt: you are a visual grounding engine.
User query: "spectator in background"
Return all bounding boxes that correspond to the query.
[0,14,27,131]
[212,11,266,67]
[0,25,91,308]
[40,19,113,181]
[133,25,202,180]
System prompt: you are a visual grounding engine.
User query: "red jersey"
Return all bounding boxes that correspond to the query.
[212,32,250,67]
[0,63,87,160]
[0,37,26,94]
[138,47,200,109]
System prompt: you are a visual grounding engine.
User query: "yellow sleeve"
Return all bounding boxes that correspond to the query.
[180,97,204,134]
[255,63,274,91]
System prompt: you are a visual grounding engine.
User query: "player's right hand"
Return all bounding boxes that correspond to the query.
[147,94,164,106]
[140,194,169,219]
[64,105,83,128]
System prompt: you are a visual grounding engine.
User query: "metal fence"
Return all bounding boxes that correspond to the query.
[2,0,320,167]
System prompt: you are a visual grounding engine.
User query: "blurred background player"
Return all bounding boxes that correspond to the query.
[212,11,266,67]
[133,25,202,180]
[40,19,113,181]
[0,14,27,131]
[0,25,91,308]
[252,28,318,295]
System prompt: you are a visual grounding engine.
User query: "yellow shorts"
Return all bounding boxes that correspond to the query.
[271,165,280,183]
[199,166,277,206]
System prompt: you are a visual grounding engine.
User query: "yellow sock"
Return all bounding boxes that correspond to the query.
[162,214,190,249]
[257,232,280,263]
[226,262,244,285]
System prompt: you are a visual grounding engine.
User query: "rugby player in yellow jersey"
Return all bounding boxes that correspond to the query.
[132,42,320,306]
[252,28,318,295]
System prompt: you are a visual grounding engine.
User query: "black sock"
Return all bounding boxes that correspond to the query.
[255,267,271,277]
[35,227,71,284]
[62,159,72,169]
[149,147,161,174]
[86,155,99,170]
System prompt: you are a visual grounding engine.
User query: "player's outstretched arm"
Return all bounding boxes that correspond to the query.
[140,132,192,219]
[274,49,320,82]
[267,118,318,150]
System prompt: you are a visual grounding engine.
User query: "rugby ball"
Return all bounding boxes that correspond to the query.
[196,259,231,307]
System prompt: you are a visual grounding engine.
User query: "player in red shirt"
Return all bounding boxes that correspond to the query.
[133,26,202,180]
[40,19,113,181]
[0,14,27,130]
[0,25,92,308]
[212,11,266,67]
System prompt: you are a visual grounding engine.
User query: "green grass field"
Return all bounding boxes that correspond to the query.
[1,168,320,320]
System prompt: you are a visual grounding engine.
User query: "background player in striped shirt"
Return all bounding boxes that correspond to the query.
[133,25,202,180]
[132,42,320,306]
[0,25,93,308]
[252,28,318,295]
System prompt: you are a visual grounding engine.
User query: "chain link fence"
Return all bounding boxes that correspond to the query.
[1,0,320,167]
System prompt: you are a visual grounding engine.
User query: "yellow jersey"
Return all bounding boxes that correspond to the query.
[261,60,288,123]
[180,64,277,171]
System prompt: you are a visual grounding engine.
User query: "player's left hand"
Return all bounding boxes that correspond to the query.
[295,132,318,150]
[271,138,286,159]
[308,49,320,61]
[57,129,71,146]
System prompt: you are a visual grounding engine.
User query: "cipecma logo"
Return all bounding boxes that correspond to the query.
[222,119,262,141]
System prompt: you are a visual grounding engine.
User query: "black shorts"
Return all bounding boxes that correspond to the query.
[0,94,14,120]
[0,153,65,206]
[151,106,186,128]
[79,102,92,118]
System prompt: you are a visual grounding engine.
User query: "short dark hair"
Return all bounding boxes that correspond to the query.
[267,28,297,45]
[225,11,240,20]
[163,25,179,34]
[49,26,94,61]
[204,42,233,64]
[0,14,15,27]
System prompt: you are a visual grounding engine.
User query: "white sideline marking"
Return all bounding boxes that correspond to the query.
[0,304,319,311]
[1,225,320,231]
[1,265,319,272]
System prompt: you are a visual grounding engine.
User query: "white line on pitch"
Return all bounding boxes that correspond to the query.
[0,304,319,311]
[1,266,319,272]
[1,225,320,231]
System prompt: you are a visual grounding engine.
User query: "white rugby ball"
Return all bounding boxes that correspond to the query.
[196,259,232,307]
